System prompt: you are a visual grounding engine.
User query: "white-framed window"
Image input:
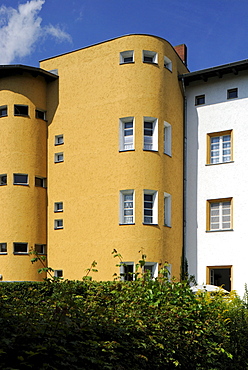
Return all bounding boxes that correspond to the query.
[0,243,7,253]
[209,131,232,164]
[208,198,232,231]
[14,104,28,116]
[164,263,172,281]
[54,219,63,229]
[120,262,135,281]
[143,50,158,64]
[13,174,28,185]
[13,242,28,254]
[143,190,158,224]
[54,202,63,212]
[54,270,63,278]
[0,174,7,186]
[164,192,171,227]
[54,152,64,163]
[55,134,64,146]
[35,109,46,120]
[0,105,7,117]
[119,117,134,151]
[35,177,47,188]
[143,117,158,151]
[143,262,158,279]
[120,50,134,64]
[35,244,47,254]
[120,190,134,224]
[164,56,172,71]
[164,121,172,156]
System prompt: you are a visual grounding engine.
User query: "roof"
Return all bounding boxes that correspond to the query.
[180,59,248,85]
[0,65,58,82]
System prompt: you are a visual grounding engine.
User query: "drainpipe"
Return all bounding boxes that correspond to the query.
[181,77,187,280]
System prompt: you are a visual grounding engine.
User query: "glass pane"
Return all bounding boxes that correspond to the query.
[144,216,152,223]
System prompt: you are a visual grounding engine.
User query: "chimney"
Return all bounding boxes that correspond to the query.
[174,44,187,66]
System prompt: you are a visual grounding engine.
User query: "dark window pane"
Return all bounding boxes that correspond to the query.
[14,105,28,116]
[14,174,28,184]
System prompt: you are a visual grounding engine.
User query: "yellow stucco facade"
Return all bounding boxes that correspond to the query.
[0,35,188,281]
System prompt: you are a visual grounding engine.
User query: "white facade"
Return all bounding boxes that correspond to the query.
[185,66,248,297]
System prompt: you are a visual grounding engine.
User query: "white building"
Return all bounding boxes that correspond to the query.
[183,60,248,296]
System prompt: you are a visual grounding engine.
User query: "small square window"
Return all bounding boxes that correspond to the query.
[0,106,7,117]
[55,135,64,146]
[55,219,63,229]
[35,109,46,120]
[0,243,7,253]
[13,174,28,185]
[0,174,7,186]
[13,242,28,254]
[143,50,158,64]
[54,202,63,212]
[143,263,158,279]
[14,105,28,116]
[120,50,134,64]
[227,88,238,99]
[54,270,63,278]
[195,95,205,105]
[54,152,64,163]
[164,56,172,71]
[35,177,47,188]
[120,262,135,281]
[35,244,47,254]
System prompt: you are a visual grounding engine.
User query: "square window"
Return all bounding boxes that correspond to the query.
[13,242,28,254]
[227,88,238,99]
[13,174,28,185]
[207,198,232,231]
[54,152,64,163]
[164,56,172,71]
[54,270,63,278]
[54,202,63,212]
[207,265,232,291]
[55,134,64,146]
[120,190,134,224]
[143,50,158,64]
[143,117,158,151]
[120,262,135,281]
[0,174,7,186]
[14,105,28,116]
[0,106,7,117]
[35,244,46,254]
[164,193,171,227]
[120,50,134,64]
[143,263,158,279]
[164,122,172,156]
[195,95,205,105]
[35,109,46,120]
[35,177,47,188]
[119,117,134,151]
[55,219,63,229]
[207,130,232,164]
[143,190,158,224]
[0,243,7,253]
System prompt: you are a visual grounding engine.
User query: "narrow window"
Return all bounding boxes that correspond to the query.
[143,190,158,224]
[208,130,232,164]
[143,263,158,279]
[35,109,46,120]
[54,270,63,278]
[54,152,64,163]
[143,117,158,151]
[164,193,171,227]
[54,219,63,229]
[35,177,47,188]
[0,106,7,117]
[13,174,28,185]
[35,244,46,254]
[13,243,28,254]
[55,134,64,146]
[14,105,28,116]
[207,198,232,231]
[143,50,158,64]
[120,262,135,281]
[164,56,172,71]
[119,117,134,151]
[120,190,134,224]
[164,122,172,156]
[227,88,238,99]
[0,174,7,186]
[54,202,63,212]
[0,243,7,253]
[195,95,205,106]
[120,50,134,64]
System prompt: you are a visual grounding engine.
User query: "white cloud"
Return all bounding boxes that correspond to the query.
[0,0,72,65]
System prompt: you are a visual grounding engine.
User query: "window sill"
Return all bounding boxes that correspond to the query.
[13,252,28,255]
[0,184,7,186]
[13,183,29,186]
[143,61,158,65]
[119,62,135,65]
[0,253,7,255]
[143,149,158,152]
[164,225,172,228]
[54,210,63,213]
[54,227,64,230]
[206,161,234,166]
[14,115,29,118]
[55,143,64,146]
[206,229,234,233]
[119,223,135,226]
[54,161,64,164]
[143,223,158,226]
[119,149,135,152]
[0,115,7,118]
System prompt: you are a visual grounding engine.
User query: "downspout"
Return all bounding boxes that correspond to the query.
[181,76,187,280]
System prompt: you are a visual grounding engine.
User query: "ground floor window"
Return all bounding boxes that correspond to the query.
[207,265,232,291]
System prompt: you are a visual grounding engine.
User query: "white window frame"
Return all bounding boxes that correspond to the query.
[54,202,63,213]
[164,121,172,156]
[120,262,135,281]
[143,262,158,279]
[120,50,134,64]
[209,132,231,164]
[13,242,28,254]
[35,109,46,120]
[54,152,64,163]
[119,117,134,151]
[164,192,171,227]
[54,270,63,278]
[55,134,64,146]
[35,177,47,188]
[164,56,172,71]
[143,117,158,151]
[0,174,7,186]
[143,190,158,225]
[120,190,134,224]
[0,243,7,254]
[143,50,158,64]
[13,174,28,185]
[208,199,232,231]
[54,219,63,230]
[35,244,47,254]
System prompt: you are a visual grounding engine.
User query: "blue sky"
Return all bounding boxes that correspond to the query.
[1,0,248,71]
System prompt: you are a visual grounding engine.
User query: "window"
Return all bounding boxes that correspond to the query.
[164,122,172,156]
[207,198,232,231]
[13,174,28,185]
[35,177,47,188]
[119,117,134,151]
[55,134,64,146]
[0,106,7,117]
[54,202,63,212]
[13,243,28,254]
[195,95,205,105]
[208,130,232,164]
[227,88,238,99]
[54,152,64,163]
[164,56,172,71]
[54,270,63,278]
[35,244,46,254]
[14,105,28,116]
[0,174,7,186]
[120,50,134,64]
[54,219,63,229]
[120,190,134,224]
[143,190,158,224]
[143,50,158,64]
[0,243,7,253]
[35,109,46,120]
[207,266,232,291]
[143,262,158,279]
[143,117,158,151]
[120,262,135,281]
[164,193,171,227]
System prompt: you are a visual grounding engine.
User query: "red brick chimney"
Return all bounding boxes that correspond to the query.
[174,44,187,66]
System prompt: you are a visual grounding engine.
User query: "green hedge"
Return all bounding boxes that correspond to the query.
[0,278,248,369]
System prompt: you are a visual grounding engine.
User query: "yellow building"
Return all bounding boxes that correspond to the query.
[0,35,188,281]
